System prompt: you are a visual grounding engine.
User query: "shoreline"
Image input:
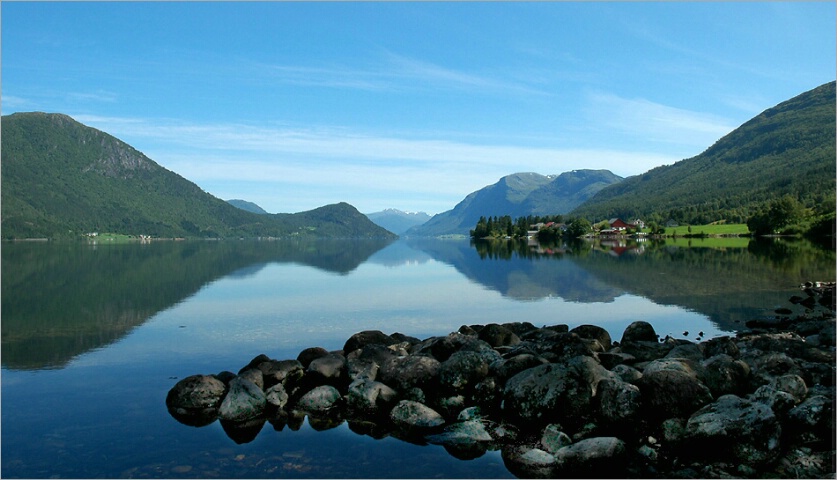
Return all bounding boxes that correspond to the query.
[166,282,835,478]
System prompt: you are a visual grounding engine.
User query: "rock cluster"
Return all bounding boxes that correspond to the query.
[166,283,835,478]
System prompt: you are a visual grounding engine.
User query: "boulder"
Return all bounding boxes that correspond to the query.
[684,394,782,467]
[787,395,834,441]
[597,378,642,427]
[343,330,395,354]
[238,368,264,390]
[502,445,557,479]
[218,376,266,422]
[552,437,628,477]
[265,383,289,409]
[477,323,521,348]
[378,355,441,393]
[540,424,573,454]
[489,353,549,383]
[426,418,494,445]
[637,368,713,420]
[701,354,751,397]
[502,361,594,429]
[570,324,613,352]
[166,374,227,411]
[306,352,348,387]
[389,400,445,431]
[295,385,342,413]
[620,321,658,343]
[345,378,398,415]
[439,350,490,394]
[256,359,304,389]
[297,346,330,368]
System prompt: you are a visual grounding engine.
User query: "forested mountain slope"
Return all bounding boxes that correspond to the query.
[409,170,622,236]
[571,81,836,225]
[1,112,395,239]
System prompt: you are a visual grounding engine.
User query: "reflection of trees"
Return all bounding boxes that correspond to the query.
[1,239,392,370]
[449,237,835,330]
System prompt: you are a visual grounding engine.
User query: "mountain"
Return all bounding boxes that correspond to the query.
[1,112,396,239]
[571,81,836,225]
[366,208,431,235]
[228,199,269,215]
[407,170,623,237]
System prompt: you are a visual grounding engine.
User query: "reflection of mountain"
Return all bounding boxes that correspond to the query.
[412,238,835,332]
[1,239,392,370]
[367,240,433,267]
[405,238,623,302]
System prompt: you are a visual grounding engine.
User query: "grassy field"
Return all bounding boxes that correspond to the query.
[663,223,750,236]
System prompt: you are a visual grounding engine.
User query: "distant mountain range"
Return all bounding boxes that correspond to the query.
[407,170,623,236]
[227,199,269,215]
[409,81,835,236]
[365,209,432,235]
[3,82,832,240]
[1,112,395,239]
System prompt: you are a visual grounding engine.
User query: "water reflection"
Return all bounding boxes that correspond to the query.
[1,239,392,370]
[2,236,833,371]
[417,236,835,332]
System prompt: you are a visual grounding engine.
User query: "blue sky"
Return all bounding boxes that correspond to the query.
[3,2,835,215]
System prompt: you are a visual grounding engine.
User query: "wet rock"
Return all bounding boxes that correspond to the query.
[439,350,490,394]
[296,385,342,414]
[570,324,613,352]
[477,323,521,348]
[296,346,329,368]
[346,378,398,416]
[265,383,289,409]
[306,352,348,388]
[502,445,557,479]
[621,321,658,343]
[426,418,493,446]
[489,353,549,383]
[389,400,445,431]
[238,368,264,390]
[540,424,573,454]
[378,355,441,393]
[218,376,266,422]
[701,353,751,397]
[342,330,395,354]
[502,361,593,429]
[684,394,781,467]
[597,378,642,427]
[166,374,227,411]
[167,302,836,478]
[257,359,304,389]
[787,395,834,441]
[637,366,713,421]
[552,437,628,477]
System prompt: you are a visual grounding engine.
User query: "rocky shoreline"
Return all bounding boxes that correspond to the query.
[167,282,835,478]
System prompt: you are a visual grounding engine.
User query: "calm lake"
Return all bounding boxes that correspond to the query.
[2,236,834,478]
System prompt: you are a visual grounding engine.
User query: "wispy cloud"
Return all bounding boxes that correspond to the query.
[250,50,549,96]
[67,90,119,103]
[584,91,735,148]
[73,113,680,213]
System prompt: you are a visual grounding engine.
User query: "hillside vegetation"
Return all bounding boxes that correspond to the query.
[409,170,622,236]
[571,81,836,228]
[1,112,395,240]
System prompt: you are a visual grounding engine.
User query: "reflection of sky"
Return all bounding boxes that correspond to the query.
[79,257,724,372]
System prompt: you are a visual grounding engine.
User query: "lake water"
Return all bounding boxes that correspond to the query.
[2,236,834,478]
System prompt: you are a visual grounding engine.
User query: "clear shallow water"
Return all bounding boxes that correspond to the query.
[2,237,833,478]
